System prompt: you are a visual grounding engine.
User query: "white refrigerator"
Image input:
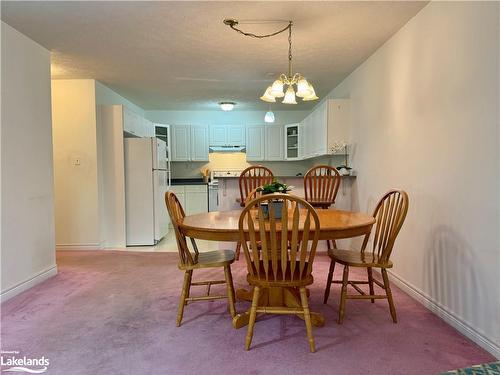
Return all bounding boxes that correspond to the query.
[124,137,170,246]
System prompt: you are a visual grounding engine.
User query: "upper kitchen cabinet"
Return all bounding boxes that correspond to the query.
[227,125,245,145]
[190,124,209,161]
[209,125,227,146]
[142,118,155,137]
[300,99,350,159]
[265,125,284,161]
[123,106,143,137]
[104,105,152,138]
[284,123,300,160]
[246,125,265,161]
[209,124,245,146]
[171,125,190,161]
[171,124,209,161]
[246,125,284,161]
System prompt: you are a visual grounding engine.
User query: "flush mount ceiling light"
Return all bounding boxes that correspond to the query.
[223,19,318,104]
[219,102,235,111]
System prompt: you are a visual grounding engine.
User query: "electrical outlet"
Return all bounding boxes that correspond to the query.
[72,157,81,166]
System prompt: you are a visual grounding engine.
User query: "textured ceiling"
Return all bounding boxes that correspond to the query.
[2,1,427,111]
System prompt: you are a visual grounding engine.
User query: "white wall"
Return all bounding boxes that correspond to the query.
[51,79,145,249]
[1,22,56,301]
[326,2,500,357]
[95,81,144,115]
[51,79,101,249]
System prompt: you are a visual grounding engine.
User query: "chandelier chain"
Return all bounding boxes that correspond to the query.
[225,20,292,40]
[223,18,318,103]
[288,23,293,78]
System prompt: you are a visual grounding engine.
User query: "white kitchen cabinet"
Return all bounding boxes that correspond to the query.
[209,125,227,146]
[171,125,209,161]
[299,99,350,160]
[300,114,312,159]
[265,125,284,161]
[142,118,155,137]
[122,106,154,138]
[171,125,190,161]
[185,185,208,215]
[284,123,300,160]
[227,125,245,145]
[246,125,265,161]
[209,125,245,146]
[190,125,209,161]
[123,106,142,136]
[310,102,327,157]
[169,185,208,218]
[170,185,186,207]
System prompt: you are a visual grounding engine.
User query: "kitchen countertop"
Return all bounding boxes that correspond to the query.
[171,178,208,185]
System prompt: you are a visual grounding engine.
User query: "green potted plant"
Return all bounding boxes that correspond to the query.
[257,179,291,219]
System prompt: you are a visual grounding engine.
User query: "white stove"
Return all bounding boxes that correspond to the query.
[208,170,243,211]
[211,170,243,179]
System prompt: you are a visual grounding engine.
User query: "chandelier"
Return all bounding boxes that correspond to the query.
[223,19,318,104]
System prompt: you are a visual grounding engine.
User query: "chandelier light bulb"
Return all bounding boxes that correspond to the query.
[264,110,275,123]
[270,79,285,98]
[260,86,276,102]
[296,78,312,98]
[302,83,319,101]
[282,85,297,104]
[219,102,235,111]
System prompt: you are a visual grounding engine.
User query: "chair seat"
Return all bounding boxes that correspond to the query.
[247,261,314,287]
[327,248,393,268]
[179,250,235,270]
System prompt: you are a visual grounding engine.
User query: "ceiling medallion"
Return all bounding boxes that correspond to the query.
[223,19,318,104]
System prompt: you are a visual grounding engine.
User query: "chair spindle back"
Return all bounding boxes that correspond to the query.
[239,166,274,207]
[239,194,320,283]
[304,165,341,206]
[244,187,264,207]
[165,191,198,266]
[362,190,409,264]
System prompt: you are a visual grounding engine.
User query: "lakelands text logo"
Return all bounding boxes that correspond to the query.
[1,351,49,373]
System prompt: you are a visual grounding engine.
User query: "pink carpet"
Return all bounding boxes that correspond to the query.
[1,251,494,375]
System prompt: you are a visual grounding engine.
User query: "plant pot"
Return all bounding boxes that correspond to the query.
[261,200,284,219]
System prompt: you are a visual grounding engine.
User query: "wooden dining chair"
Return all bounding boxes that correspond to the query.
[235,166,274,260]
[238,165,274,207]
[239,193,321,352]
[165,191,237,327]
[323,189,409,324]
[304,165,341,250]
[244,187,263,207]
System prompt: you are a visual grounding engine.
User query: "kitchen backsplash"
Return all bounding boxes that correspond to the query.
[171,153,345,178]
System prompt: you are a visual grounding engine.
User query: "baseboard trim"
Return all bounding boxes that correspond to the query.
[1,265,58,303]
[387,269,500,359]
[56,243,101,251]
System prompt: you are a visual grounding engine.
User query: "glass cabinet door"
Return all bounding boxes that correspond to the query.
[285,124,299,160]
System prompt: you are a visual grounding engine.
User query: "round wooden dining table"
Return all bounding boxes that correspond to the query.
[180,208,375,329]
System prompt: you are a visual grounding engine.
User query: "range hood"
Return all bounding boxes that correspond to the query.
[209,145,246,153]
